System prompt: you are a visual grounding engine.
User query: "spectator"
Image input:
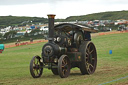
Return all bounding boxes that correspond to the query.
[15,39,20,45]
[17,39,20,43]
[30,38,33,42]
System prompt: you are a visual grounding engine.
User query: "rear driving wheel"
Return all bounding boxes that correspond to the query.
[79,41,97,75]
[58,55,71,78]
[30,56,43,78]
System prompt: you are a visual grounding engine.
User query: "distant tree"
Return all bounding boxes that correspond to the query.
[4,31,17,39]
[0,33,2,39]
[30,29,40,36]
[24,32,29,37]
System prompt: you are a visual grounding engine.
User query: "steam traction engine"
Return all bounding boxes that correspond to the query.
[30,15,98,78]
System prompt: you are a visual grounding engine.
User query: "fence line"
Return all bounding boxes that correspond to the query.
[5,40,48,48]
[99,30,128,36]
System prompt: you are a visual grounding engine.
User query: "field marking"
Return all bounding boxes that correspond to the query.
[98,75,128,85]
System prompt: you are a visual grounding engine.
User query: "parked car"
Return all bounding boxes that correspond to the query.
[40,26,48,33]
[15,32,25,37]
[26,28,32,33]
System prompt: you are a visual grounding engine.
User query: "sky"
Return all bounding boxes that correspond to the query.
[0,0,128,19]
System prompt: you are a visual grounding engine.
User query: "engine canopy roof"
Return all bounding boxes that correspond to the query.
[54,23,98,33]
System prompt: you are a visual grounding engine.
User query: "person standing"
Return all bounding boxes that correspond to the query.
[30,38,33,42]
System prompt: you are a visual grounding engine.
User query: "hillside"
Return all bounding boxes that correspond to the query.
[0,16,47,28]
[1,11,128,28]
[66,10,128,21]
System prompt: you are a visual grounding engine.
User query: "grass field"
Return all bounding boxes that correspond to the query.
[0,33,128,85]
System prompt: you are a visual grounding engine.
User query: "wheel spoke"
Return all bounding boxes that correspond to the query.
[90,49,94,54]
[88,67,91,73]
[87,48,90,54]
[34,69,37,75]
[86,62,89,68]
[86,63,90,72]
[92,58,95,60]
[65,59,68,65]
[62,59,66,65]
[89,63,94,68]
[62,65,64,68]
[62,69,65,76]
[36,59,39,64]
[86,52,89,56]
[65,69,67,73]
[62,64,66,68]
[36,69,39,74]
[33,65,36,69]
[86,62,92,73]
[62,60,68,69]
[85,57,88,60]
[88,44,91,52]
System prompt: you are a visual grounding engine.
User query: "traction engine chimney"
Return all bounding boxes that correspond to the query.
[47,14,56,42]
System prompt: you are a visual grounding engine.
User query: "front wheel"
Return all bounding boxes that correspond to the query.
[58,55,71,78]
[30,56,43,78]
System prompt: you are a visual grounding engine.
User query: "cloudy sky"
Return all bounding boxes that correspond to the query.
[0,0,128,19]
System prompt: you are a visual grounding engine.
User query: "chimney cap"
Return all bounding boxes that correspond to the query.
[47,14,56,18]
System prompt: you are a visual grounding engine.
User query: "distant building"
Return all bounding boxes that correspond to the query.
[115,19,128,25]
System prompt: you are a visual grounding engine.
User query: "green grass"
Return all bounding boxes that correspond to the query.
[0,33,128,85]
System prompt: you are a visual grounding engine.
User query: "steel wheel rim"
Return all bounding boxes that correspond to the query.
[85,43,97,74]
[58,55,70,78]
[61,57,69,76]
[31,56,43,77]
